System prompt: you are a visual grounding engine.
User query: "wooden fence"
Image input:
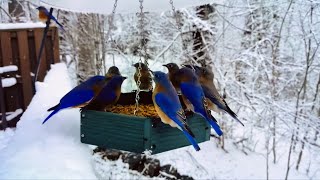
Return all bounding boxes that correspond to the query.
[0,26,60,129]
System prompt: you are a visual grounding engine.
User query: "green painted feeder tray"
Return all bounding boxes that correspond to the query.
[81,91,210,154]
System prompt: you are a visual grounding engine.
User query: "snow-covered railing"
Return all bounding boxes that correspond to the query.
[0,65,18,88]
[0,25,60,129]
[0,65,19,129]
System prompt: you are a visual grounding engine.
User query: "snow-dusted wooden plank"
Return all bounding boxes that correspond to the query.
[6,109,23,121]
[0,22,46,30]
[0,65,18,74]
[1,77,17,87]
[34,28,47,82]
[17,30,33,108]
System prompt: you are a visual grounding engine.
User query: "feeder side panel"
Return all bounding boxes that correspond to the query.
[81,110,147,153]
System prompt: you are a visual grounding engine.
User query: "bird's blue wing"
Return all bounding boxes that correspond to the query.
[180,82,204,101]
[94,88,117,104]
[201,85,224,109]
[155,93,178,115]
[60,88,94,109]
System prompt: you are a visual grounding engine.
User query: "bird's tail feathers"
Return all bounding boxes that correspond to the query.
[225,103,244,126]
[42,108,60,124]
[47,103,59,111]
[207,95,244,126]
[53,19,65,32]
[182,130,200,151]
[208,119,223,136]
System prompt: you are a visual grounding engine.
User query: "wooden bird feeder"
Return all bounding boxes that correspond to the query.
[80,91,210,154]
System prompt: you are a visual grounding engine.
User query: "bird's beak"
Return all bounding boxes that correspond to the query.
[122,76,127,80]
[162,64,168,68]
[132,64,136,67]
[149,69,154,75]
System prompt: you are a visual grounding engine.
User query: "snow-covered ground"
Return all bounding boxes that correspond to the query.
[0,62,318,179]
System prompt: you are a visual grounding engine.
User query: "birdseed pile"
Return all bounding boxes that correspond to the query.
[106,104,159,118]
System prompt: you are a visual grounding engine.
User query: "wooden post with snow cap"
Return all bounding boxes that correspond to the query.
[0,72,7,130]
[0,65,18,130]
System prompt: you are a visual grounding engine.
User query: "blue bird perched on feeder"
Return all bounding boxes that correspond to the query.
[164,64,223,136]
[151,70,200,151]
[83,75,127,111]
[42,75,107,124]
[184,65,244,126]
[36,6,65,31]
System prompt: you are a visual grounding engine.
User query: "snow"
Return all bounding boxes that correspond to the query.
[0,61,318,179]
[38,0,215,14]
[0,65,18,74]
[0,63,96,179]
[0,22,45,30]
[1,77,17,87]
[6,109,23,121]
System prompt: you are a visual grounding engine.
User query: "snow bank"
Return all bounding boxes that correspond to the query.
[0,63,96,179]
[0,22,45,30]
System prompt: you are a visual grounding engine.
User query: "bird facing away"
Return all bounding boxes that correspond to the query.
[133,62,153,91]
[195,66,244,126]
[83,75,127,111]
[36,6,65,31]
[163,63,181,92]
[175,67,223,136]
[106,66,121,78]
[151,71,200,151]
[42,75,107,124]
[183,65,219,112]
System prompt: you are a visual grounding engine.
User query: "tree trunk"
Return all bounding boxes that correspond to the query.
[8,0,24,22]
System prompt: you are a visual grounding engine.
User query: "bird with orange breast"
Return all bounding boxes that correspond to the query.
[151,70,200,151]
[36,6,65,31]
[133,62,153,91]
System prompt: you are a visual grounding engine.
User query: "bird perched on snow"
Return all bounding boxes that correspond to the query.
[163,63,181,92]
[186,65,244,126]
[166,66,223,136]
[133,62,152,91]
[42,75,107,124]
[36,6,65,31]
[106,66,121,78]
[151,71,200,151]
[83,75,127,111]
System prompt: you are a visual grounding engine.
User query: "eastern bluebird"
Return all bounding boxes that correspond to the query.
[36,6,65,31]
[194,66,244,126]
[133,62,153,91]
[106,66,121,78]
[43,75,107,124]
[163,63,181,92]
[83,75,127,111]
[151,71,200,151]
[183,65,219,112]
[175,67,223,136]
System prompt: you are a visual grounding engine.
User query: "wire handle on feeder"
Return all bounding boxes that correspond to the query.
[134,0,147,115]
